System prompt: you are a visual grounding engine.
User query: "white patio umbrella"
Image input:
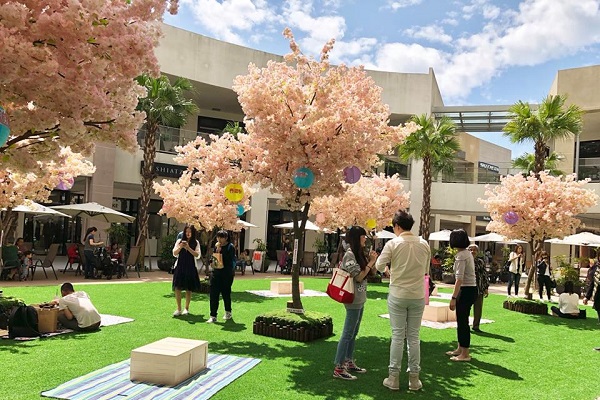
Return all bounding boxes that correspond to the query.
[545,232,600,246]
[474,232,526,243]
[373,230,396,239]
[272,220,321,231]
[50,202,135,223]
[9,202,71,218]
[427,230,453,241]
[236,220,258,229]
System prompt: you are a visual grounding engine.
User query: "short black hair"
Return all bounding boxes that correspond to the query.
[564,280,574,294]
[216,230,229,240]
[449,229,470,249]
[61,282,75,293]
[392,210,414,231]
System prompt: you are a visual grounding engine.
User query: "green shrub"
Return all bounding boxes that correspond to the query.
[255,310,332,329]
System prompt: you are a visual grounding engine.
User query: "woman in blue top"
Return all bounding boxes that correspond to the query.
[333,225,379,380]
[83,227,104,279]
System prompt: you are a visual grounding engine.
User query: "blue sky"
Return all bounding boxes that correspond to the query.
[165,0,600,157]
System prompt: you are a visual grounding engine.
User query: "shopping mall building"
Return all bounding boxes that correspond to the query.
[16,24,600,259]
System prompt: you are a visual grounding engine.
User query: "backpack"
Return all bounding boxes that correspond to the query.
[8,305,39,338]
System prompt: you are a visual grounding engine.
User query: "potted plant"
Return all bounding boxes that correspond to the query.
[252,238,269,272]
[553,256,584,296]
[106,223,130,247]
[157,229,179,272]
[441,247,457,284]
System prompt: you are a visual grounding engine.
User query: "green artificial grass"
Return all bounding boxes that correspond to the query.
[1,278,599,400]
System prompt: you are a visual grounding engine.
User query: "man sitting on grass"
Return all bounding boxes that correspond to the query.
[52,282,101,332]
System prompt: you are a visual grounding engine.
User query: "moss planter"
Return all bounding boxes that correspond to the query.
[253,310,333,342]
[503,298,548,315]
[198,279,210,294]
[367,274,382,283]
[0,296,25,329]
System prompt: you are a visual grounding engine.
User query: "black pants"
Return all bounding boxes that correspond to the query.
[550,306,586,319]
[507,272,521,295]
[210,270,234,318]
[456,286,477,348]
[538,275,552,300]
[58,313,100,331]
[472,293,484,329]
[84,250,95,278]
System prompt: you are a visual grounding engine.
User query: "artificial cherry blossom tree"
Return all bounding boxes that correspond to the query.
[0,147,95,243]
[478,171,598,297]
[0,0,179,172]
[310,173,410,231]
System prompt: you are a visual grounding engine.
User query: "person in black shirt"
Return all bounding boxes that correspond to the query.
[207,230,236,323]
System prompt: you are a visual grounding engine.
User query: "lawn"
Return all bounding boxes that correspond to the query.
[1,278,598,400]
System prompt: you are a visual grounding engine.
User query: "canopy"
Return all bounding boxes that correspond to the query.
[273,220,321,231]
[373,230,396,239]
[50,202,135,223]
[473,232,526,244]
[236,220,258,229]
[10,202,71,218]
[427,230,453,241]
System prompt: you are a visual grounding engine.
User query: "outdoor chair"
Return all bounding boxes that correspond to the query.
[30,243,59,280]
[301,251,315,275]
[1,245,20,280]
[315,253,331,275]
[236,250,254,275]
[62,243,82,275]
[124,246,141,278]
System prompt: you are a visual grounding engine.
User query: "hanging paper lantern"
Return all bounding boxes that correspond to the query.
[366,219,377,230]
[343,166,361,184]
[316,212,325,224]
[503,211,519,225]
[224,183,244,202]
[293,167,314,189]
[0,106,10,147]
[236,204,245,216]
[56,177,74,191]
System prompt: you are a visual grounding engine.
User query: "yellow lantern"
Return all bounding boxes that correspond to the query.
[366,219,377,230]
[224,183,244,202]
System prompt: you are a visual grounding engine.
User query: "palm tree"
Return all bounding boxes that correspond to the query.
[512,152,564,176]
[397,114,461,239]
[503,95,583,175]
[136,74,198,257]
[503,94,583,298]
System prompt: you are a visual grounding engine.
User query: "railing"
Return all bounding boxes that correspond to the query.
[137,126,214,153]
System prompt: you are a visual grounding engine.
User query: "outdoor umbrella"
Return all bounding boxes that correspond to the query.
[273,220,321,231]
[236,220,258,229]
[474,232,526,244]
[11,202,72,218]
[545,232,600,246]
[373,230,396,239]
[427,230,453,241]
[50,202,135,223]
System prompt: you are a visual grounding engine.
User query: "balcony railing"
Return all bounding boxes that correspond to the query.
[137,126,214,154]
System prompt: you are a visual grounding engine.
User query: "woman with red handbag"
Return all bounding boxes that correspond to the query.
[332,225,378,381]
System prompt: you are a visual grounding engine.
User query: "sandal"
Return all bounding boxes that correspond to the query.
[445,351,461,356]
[450,356,472,362]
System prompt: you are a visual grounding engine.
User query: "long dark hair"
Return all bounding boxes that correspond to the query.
[84,227,97,242]
[346,225,368,269]
[184,226,198,250]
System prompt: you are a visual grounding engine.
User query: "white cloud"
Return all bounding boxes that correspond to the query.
[386,0,423,10]
[368,43,449,74]
[180,0,276,44]
[404,25,453,44]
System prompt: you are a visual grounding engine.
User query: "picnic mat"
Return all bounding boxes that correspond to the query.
[246,289,328,298]
[379,314,494,330]
[42,354,261,400]
[1,314,133,341]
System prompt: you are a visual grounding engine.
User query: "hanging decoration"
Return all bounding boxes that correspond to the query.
[366,219,377,230]
[293,167,314,189]
[0,106,10,147]
[503,211,519,225]
[56,177,74,191]
[343,166,361,184]
[236,204,245,216]
[224,183,244,202]
[316,212,325,224]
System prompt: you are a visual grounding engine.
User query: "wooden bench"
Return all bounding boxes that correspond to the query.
[422,301,456,322]
[270,281,304,295]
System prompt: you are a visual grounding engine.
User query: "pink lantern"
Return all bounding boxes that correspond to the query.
[343,166,361,184]
[503,211,519,225]
[316,212,325,224]
[56,177,74,191]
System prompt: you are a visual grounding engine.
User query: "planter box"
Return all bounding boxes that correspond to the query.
[252,251,269,272]
[157,259,174,272]
[253,320,333,342]
[199,280,210,294]
[503,300,548,315]
[130,337,208,386]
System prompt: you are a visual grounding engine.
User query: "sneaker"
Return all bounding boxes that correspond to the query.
[344,360,367,374]
[206,317,217,324]
[333,367,357,380]
[173,309,181,317]
[223,312,232,320]
[182,309,189,315]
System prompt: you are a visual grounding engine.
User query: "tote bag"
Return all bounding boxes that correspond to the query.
[326,268,355,304]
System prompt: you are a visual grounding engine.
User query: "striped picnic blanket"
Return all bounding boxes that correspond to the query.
[42,354,260,400]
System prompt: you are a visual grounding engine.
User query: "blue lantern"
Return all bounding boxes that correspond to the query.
[236,204,245,216]
[293,167,315,189]
[0,106,9,147]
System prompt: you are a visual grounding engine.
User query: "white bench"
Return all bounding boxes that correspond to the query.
[422,301,456,322]
[270,281,304,294]
[131,337,208,386]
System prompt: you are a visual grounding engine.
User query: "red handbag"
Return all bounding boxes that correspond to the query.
[326,268,355,303]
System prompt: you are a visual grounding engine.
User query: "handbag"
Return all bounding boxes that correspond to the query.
[326,268,355,304]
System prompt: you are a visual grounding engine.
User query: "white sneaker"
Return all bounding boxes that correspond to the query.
[206,317,217,323]
[223,312,232,320]
[173,309,181,317]
[182,309,189,315]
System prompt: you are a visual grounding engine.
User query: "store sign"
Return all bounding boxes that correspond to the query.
[478,161,500,173]
[140,162,187,178]
[476,216,491,222]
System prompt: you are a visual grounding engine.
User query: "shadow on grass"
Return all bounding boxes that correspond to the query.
[471,330,515,343]
[161,290,279,305]
[526,312,600,331]
[208,335,522,399]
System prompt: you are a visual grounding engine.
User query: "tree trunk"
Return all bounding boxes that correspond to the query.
[523,239,542,297]
[420,156,432,239]
[290,204,309,312]
[136,122,158,267]
[534,140,546,175]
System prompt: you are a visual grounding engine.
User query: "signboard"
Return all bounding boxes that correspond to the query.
[478,161,500,173]
[140,162,187,179]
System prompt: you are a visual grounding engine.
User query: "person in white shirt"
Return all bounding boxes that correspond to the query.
[551,281,586,319]
[53,282,101,331]
[375,210,430,392]
[507,245,525,296]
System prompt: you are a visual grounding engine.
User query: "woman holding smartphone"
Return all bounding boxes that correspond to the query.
[172,225,202,316]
